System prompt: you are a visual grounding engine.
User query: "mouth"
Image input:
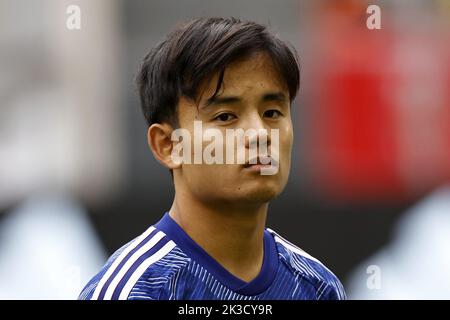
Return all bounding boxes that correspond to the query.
[243,155,277,169]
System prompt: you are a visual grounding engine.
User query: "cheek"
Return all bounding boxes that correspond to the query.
[183,163,237,184]
[278,124,293,160]
[182,164,244,199]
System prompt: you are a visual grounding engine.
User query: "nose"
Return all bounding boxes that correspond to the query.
[243,112,271,150]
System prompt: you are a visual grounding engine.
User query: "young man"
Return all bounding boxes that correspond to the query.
[79,17,346,300]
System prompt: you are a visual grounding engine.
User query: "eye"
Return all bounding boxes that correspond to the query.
[214,113,237,122]
[263,109,282,119]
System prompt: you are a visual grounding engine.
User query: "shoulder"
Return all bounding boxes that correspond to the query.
[79,226,188,300]
[78,238,134,300]
[267,228,347,300]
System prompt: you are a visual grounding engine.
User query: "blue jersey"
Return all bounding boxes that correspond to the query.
[79,212,346,300]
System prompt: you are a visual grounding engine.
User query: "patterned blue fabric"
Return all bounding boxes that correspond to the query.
[79,213,346,300]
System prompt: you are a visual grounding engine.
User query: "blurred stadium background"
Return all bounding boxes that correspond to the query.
[0,0,449,299]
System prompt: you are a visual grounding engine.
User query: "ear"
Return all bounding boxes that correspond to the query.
[147,123,180,170]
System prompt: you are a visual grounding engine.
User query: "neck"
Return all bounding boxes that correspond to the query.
[169,188,268,282]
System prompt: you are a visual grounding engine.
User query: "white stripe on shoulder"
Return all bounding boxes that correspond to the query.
[266,228,333,274]
[91,226,156,300]
[118,240,176,300]
[103,231,166,299]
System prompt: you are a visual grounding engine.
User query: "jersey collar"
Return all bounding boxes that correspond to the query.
[155,212,278,296]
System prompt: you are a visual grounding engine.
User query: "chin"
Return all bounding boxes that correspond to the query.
[238,182,283,203]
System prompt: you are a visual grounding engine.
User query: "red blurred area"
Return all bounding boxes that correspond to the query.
[306,2,450,202]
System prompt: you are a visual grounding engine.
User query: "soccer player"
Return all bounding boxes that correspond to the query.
[79,17,346,300]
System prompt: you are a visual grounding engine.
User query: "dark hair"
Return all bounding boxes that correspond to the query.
[136,17,300,127]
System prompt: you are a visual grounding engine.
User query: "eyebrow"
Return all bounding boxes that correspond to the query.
[204,96,241,108]
[261,92,288,103]
[203,91,288,109]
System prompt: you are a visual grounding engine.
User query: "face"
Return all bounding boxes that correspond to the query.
[174,51,294,206]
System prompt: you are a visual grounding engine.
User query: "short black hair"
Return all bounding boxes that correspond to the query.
[136,17,300,127]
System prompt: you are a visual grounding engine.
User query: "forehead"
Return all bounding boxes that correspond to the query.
[200,51,288,100]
